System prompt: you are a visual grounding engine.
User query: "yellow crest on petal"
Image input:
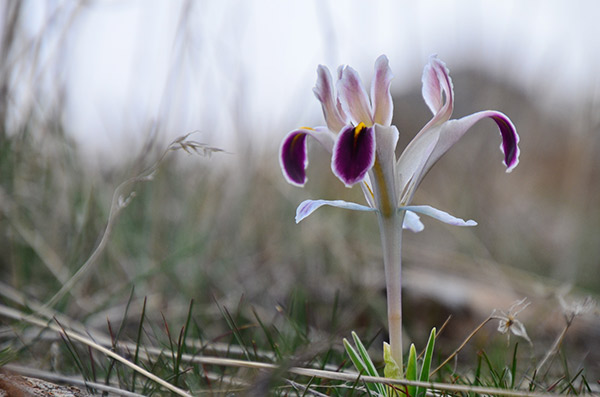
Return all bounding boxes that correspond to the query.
[354,122,367,140]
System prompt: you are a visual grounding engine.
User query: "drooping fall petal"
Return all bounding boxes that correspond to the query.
[397,109,519,206]
[394,56,457,205]
[421,110,520,176]
[280,127,336,186]
[489,112,520,171]
[332,123,376,187]
[280,130,308,186]
[371,55,394,126]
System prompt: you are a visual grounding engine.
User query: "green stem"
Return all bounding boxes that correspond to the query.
[377,210,405,373]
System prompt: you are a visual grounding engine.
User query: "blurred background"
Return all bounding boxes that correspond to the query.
[1,0,599,380]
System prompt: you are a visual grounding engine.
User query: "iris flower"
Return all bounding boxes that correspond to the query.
[280,55,520,370]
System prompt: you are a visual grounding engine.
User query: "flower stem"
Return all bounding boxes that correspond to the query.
[377,210,405,373]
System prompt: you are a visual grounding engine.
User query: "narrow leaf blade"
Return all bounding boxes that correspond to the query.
[343,337,381,395]
[350,332,386,395]
[417,327,436,397]
[406,344,417,397]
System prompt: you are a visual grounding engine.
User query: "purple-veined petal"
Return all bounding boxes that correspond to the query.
[395,57,455,204]
[422,110,520,177]
[403,210,424,232]
[332,123,376,187]
[400,205,477,227]
[489,112,520,172]
[280,127,336,187]
[422,57,519,173]
[421,55,454,125]
[280,130,308,186]
[371,55,394,126]
[295,199,375,223]
[397,109,519,205]
[337,66,374,126]
[313,65,347,132]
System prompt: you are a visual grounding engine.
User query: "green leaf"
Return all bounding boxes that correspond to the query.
[383,342,402,380]
[351,331,380,378]
[344,331,386,395]
[417,327,436,397]
[481,350,502,387]
[510,342,518,389]
[471,352,483,397]
[343,338,366,374]
[343,336,383,396]
[405,344,417,397]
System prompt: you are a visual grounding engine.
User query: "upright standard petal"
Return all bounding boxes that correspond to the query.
[295,199,375,223]
[337,66,374,126]
[421,55,454,126]
[421,57,442,115]
[313,65,347,132]
[371,55,394,126]
[280,127,336,186]
[332,123,376,187]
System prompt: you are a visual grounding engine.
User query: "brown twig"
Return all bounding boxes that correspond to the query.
[430,315,493,376]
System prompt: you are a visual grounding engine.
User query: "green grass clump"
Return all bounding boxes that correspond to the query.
[1,124,598,395]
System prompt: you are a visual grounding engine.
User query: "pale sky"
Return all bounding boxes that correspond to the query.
[19,0,600,160]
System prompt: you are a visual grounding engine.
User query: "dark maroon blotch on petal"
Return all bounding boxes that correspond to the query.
[281,131,308,185]
[332,124,375,186]
[490,115,519,169]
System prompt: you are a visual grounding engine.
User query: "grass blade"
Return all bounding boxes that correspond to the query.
[481,350,501,387]
[417,327,436,397]
[173,299,194,389]
[350,332,379,378]
[510,342,518,389]
[343,335,384,396]
[351,331,387,395]
[252,307,282,360]
[343,338,370,393]
[130,296,147,392]
[405,344,417,397]
[215,300,251,361]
